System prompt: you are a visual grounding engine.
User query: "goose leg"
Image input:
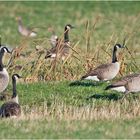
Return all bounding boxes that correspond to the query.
[121,90,130,100]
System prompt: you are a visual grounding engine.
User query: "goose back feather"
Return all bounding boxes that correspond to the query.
[105,73,140,93]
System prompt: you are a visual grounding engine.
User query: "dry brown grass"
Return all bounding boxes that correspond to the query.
[15,98,140,121]
[5,19,139,83]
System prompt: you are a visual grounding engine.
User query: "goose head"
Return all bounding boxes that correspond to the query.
[65,24,75,31]
[114,38,126,50]
[0,46,11,54]
[113,43,126,52]
[12,74,22,81]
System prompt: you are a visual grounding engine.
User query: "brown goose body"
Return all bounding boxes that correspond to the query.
[0,74,21,118]
[81,62,120,81]
[0,69,9,93]
[105,73,140,93]
[0,101,21,118]
[0,46,11,93]
[17,17,37,37]
[45,41,70,60]
[81,44,124,81]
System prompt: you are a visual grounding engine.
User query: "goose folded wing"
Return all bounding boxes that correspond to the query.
[81,63,112,79]
[109,73,140,87]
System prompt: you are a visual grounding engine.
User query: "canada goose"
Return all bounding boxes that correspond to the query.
[48,27,59,47]
[16,16,37,37]
[45,24,74,60]
[81,43,125,81]
[0,74,21,118]
[0,46,11,93]
[105,73,140,96]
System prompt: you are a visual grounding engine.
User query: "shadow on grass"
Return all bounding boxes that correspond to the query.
[69,80,104,87]
[86,93,121,101]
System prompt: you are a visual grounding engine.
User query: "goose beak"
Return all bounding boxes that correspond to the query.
[121,45,126,48]
[71,25,75,29]
[19,76,22,79]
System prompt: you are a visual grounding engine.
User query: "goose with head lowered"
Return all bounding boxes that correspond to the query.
[81,42,125,82]
[0,46,11,93]
[45,24,75,60]
[48,27,59,48]
[105,73,140,98]
[0,74,22,118]
[16,16,37,37]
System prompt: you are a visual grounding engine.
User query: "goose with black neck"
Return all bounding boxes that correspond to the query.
[81,42,125,82]
[45,24,75,60]
[0,74,22,118]
[0,46,11,93]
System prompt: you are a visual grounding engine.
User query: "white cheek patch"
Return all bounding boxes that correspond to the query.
[15,76,19,81]
[111,86,126,92]
[116,45,120,49]
[51,54,56,58]
[30,32,37,37]
[54,35,58,39]
[67,26,70,30]
[3,48,8,53]
[84,76,100,81]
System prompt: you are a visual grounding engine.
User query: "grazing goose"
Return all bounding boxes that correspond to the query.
[0,46,11,93]
[105,73,140,96]
[81,43,125,81]
[16,16,37,37]
[0,74,21,118]
[45,24,74,60]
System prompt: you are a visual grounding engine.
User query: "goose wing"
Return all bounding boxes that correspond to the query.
[105,73,140,90]
[0,71,9,93]
[112,73,140,87]
[45,46,57,58]
[45,41,65,58]
[0,101,21,117]
[81,63,112,79]
[50,35,58,47]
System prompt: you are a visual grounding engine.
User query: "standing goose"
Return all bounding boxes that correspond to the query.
[45,24,75,60]
[0,74,21,118]
[0,46,11,93]
[105,73,140,96]
[16,16,37,37]
[81,43,125,81]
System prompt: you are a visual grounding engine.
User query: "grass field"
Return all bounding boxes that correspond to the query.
[1,1,140,139]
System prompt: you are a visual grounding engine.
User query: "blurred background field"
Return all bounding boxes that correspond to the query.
[1,1,140,138]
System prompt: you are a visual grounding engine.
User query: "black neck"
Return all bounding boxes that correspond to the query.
[64,27,69,42]
[112,46,118,63]
[12,78,17,98]
[0,51,4,71]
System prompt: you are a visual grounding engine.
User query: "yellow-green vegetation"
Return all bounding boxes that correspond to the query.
[0,1,140,139]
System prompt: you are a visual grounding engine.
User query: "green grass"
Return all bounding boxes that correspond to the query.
[1,1,140,139]
[1,118,140,139]
[0,80,140,138]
